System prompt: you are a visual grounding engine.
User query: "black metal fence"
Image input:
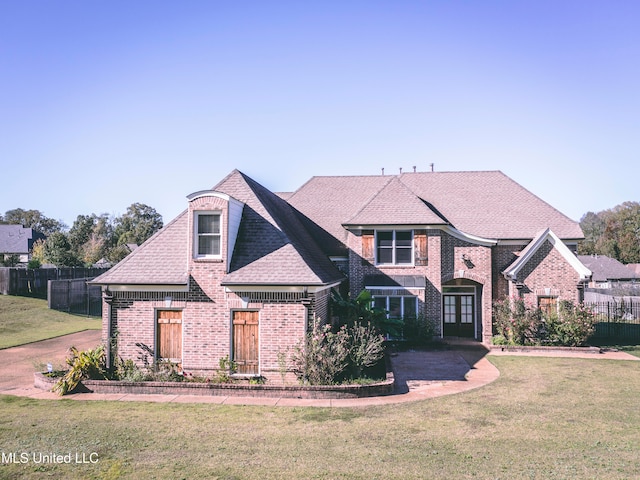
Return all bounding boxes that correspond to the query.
[586,300,640,344]
[48,278,103,317]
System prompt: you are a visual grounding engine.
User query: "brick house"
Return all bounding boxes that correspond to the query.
[92,169,591,382]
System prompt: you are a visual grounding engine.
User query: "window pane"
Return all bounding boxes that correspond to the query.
[198,214,220,234]
[377,231,393,247]
[388,297,402,318]
[395,247,412,264]
[377,247,393,263]
[198,236,220,255]
[395,231,412,246]
[403,297,417,318]
[373,297,387,311]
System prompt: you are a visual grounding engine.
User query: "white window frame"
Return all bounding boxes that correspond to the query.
[372,294,418,319]
[375,229,414,266]
[194,211,222,259]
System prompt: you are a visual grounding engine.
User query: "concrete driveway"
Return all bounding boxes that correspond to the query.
[0,330,101,395]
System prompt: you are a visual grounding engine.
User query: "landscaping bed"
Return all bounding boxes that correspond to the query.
[34,366,395,400]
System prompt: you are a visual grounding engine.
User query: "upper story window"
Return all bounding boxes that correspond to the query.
[195,212,221,258]
[376,230,413,265]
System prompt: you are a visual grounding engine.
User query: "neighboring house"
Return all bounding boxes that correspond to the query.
[91,170,590,382]
[0,225,46,265]
[577,255,636,288]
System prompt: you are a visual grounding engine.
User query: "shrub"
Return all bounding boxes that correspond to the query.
[292,322,350,385]
[53,345,107,395]
[543,301,596,347]
[493,298,596,347]
[492,297,542,345]
[348,322,385,378]
[402,315,436,344]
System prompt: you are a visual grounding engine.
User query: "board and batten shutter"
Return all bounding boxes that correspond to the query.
[361,230,375,265]
[232,311,259,375]
[414,230,428,266]
[157,310,182,361]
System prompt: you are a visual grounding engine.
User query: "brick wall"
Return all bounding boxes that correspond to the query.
[515,239,583,305]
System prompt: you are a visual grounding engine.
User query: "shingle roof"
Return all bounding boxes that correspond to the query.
[577,255,636,282]
[288,171,584,245]
[215,170,344,286]
[0,225,46,254]
[345,176,446,226]
[91,212,189,286]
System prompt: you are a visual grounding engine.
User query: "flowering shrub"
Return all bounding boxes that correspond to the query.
[292,320,385,385]
[543,301,596,347]
[492,298,595,346]
[292,323,350,385]
[492,297,542,345]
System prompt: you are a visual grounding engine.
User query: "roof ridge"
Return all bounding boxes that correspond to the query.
[343,176,394,224]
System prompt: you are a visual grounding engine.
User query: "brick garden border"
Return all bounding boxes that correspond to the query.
[34,368,394,400]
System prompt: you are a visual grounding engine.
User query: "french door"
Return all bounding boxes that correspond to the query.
[442,294,475,338]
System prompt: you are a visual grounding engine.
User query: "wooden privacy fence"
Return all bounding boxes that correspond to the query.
[586,300,640,343]
[48,277,103,317]
[0,267,108,298]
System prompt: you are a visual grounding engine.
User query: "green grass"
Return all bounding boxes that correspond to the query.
[0,356,638,479]
[0,295,101,349]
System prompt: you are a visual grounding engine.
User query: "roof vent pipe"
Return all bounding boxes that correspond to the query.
[430,163,434,172]
[399,167,402,174]
[413,166,416,173]
[381,167,385,176]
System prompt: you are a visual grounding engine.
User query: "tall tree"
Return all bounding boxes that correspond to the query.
[42,232,82,267]
[579,201,640,263]
[2,208,65,234]
[68,213,114,265]
[113,203,163,246]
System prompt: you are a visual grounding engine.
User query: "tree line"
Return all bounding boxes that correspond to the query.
[0,204,163,267]
[578,201,640,264]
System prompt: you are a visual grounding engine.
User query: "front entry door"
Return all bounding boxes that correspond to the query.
[443,295,475,337]
[232,311,259,375]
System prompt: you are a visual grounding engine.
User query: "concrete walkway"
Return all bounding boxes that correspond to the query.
[1,331,637,407]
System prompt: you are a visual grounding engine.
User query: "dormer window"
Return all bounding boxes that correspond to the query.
[376,230,413,265]
[195,212,221,258]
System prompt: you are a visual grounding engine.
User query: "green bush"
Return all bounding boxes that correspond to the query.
[292,322,350,385]
[492,297,542,345]
[402,315,436,344]
[543,301,596,347]
[493,298,596,347]
[53,345,107,395]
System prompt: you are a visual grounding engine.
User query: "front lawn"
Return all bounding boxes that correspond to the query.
[0,355,638,479]
[0,295,101,349]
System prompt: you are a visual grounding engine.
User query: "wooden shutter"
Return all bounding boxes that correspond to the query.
[414,230,428,266]
[232,311,259,375]
[157,310,182,361]
[361,230,375,265]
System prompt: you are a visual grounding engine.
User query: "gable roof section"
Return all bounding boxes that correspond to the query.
[288,171,584,245]
[577,255,636,282]
[503,228,592,282]
[286,175,391,251]
[214,170,344,286]
[399,171,584,240]
[344,176,447,227]
[91,211,189,286]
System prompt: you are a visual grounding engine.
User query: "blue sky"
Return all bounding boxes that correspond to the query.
[1,1,638,228]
